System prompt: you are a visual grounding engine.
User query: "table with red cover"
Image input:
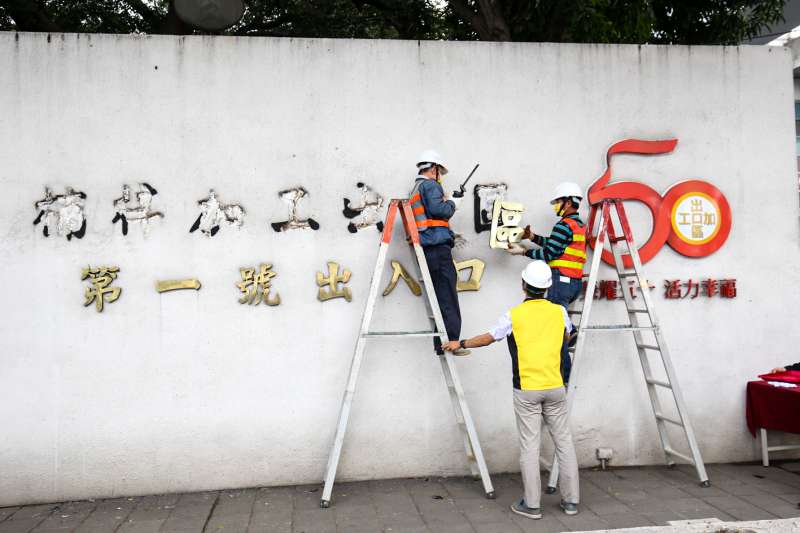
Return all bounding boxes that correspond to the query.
[745,378,800,437]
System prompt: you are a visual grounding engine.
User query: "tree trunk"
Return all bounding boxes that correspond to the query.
[449,0,512,41]
[4,0,61,32]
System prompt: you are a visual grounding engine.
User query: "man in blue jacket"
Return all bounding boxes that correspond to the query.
[409,149,468,356]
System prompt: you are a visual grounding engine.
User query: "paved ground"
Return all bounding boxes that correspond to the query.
[1,462,799,533]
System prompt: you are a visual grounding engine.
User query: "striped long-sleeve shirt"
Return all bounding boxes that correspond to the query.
[525,214,584,262]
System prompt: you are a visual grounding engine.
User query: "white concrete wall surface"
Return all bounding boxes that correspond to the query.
[0,32,797,506]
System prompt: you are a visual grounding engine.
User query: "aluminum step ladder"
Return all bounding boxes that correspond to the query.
[544,198,710,493]
[320,199,495,508]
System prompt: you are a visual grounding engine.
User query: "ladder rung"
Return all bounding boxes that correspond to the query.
[637,343,660,350]
[664,447,695,465]
[655,412,684,427]
[628,309,649,314]
[618,271,638,278]
[581,325,655,332]
[645,377,671,389]
[363,331,443,338]
[568,310,582,315]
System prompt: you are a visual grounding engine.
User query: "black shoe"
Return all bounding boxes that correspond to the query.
[560,500,578,515]
[510,498,542,520]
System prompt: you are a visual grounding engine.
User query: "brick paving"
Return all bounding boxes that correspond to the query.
[1,462,799,533]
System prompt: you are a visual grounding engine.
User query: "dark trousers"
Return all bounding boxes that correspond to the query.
[546,268,582,384]
[423,244,461,353]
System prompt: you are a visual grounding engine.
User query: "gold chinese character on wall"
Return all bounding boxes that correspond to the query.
[155,279,201,293]
[489,200,525,249]
[82,266,121,312]
[317,262,352,302]
[382,259,486,296]
[455,259,485,292]
[382,260,422,297]
[237,264,281,306]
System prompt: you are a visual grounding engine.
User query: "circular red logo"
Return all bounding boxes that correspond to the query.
[587,139,731,266]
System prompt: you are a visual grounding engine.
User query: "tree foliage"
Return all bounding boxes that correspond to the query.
[0,0,786,45]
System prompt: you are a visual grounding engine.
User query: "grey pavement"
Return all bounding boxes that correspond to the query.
[1,462,799,533]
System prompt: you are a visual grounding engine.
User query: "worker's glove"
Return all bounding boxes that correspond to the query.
[521,225,533,241]
[507,243,527,256]
[449,195,463,209]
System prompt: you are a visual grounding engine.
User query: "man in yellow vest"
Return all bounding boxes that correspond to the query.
[507,182,587,383]
[443,261,579,519]
[409,149,469,356]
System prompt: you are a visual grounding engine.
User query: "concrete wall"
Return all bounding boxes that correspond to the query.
[0,32,796,506]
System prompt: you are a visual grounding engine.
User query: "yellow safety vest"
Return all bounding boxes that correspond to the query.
[508,299,565,391]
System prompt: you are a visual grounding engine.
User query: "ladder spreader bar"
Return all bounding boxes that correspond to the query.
[363,331,442,338]
[581,325,656,332]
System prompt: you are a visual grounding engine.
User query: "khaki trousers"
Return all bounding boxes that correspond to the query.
[513,387,579,508]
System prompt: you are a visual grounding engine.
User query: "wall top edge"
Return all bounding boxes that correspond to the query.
[0,30,790,55]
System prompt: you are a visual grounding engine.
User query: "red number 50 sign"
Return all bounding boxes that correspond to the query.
[587,138,731,267]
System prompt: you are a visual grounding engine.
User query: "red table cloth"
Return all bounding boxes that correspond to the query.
[746,380,800,437]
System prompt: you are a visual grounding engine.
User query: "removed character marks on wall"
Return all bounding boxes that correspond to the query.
[271,187,320,232]
[112,183,164,236]
[33,187,87,240]
[189,189,245,237]
[342,182,385,233]
[473,183,508,234]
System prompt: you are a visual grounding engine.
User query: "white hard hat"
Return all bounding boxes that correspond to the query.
[416,149,448,175]
[521,261,552,289]
[551,182,583,203]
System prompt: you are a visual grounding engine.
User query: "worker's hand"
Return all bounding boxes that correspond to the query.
[449,195,463,209]
[770,367,787,373]
[506,243,527,256]
[442,341,460,352]
[521,225,533,240]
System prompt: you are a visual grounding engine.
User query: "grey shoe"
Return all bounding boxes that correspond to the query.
[451,348,471,356]
[560,500,578,515]
[510,498,542,520]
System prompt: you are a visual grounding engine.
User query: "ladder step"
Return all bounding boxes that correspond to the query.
[645,377,672,389]
[568,310,582,315]
[363,331,443,338]
[627,309,649,314]
[664,447,695,465]
[581,325,655,332]
[655,412,684,427]
[637,344,660,350]
[618,271,638,278]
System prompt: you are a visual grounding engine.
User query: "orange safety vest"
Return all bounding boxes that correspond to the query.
[548,217,586,279]
[409,180,450,231]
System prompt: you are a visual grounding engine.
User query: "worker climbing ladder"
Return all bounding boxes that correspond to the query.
[320,199,495,508]
[544,198,710,493]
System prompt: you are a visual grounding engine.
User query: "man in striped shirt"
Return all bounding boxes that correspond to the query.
[508,182,587,383]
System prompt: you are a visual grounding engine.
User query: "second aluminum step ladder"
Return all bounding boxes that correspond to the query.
[545,198,710,492]
[320,199,495,508]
